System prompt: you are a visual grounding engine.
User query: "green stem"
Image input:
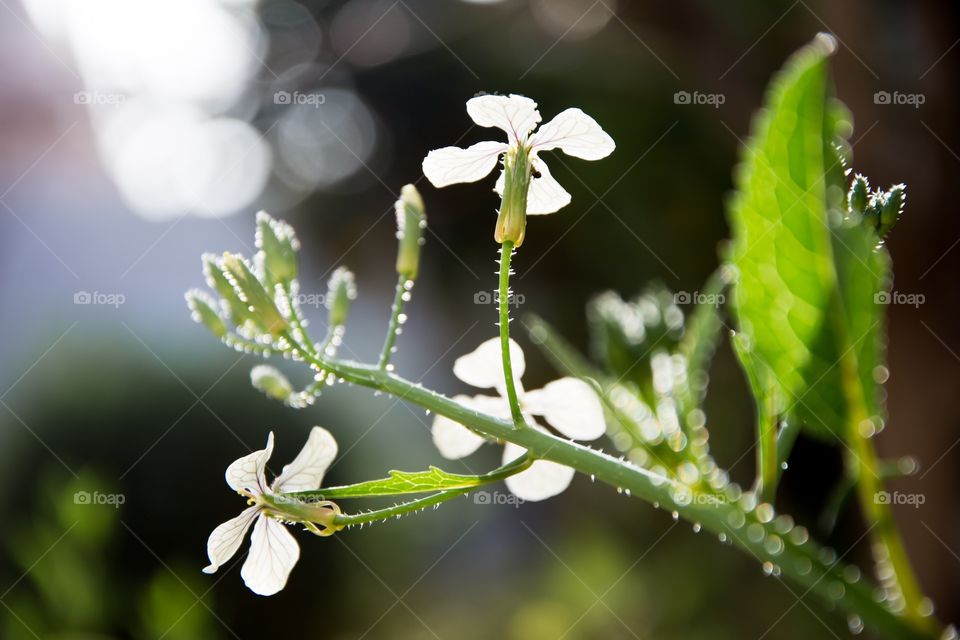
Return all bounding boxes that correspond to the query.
[829,288,931,628]
[756,397,779,504]
[378,276,409,369]
[296,353,937,640]
[498,242,524,425]
[333,490,470,528]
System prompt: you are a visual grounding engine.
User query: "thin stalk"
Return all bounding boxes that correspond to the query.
[378,276,409,369]
[334,490,469,528]
[296,353,937,640]
[756,397,779,504]
[498,242,524,425]
[829,288,931,628]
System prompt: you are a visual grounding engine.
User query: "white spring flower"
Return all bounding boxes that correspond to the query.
[432,337,606,501]
[203,427,339,596]
[421,94,615,216]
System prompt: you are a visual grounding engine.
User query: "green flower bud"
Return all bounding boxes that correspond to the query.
[395,184,426,280]
[848,174,869,216]
[185,289,227,338]
[494,146,532,247]
[255,211,300,288]
[220,253,288,337]
[877,184,905,238]
[250,364,293,402]
[202,253,252,326]
[326,267,357,328]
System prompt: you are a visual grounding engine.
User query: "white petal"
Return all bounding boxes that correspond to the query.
[529,108,615,160]
[453,337,525,391]
[466,94,541,145]
[502,441,575,502]
[432,396,486,459]
[272,426,338,493]
[240,515,300,596]
[202,506,260,574]
[225,432,274,495]
[422,141,507,188]
[432,395,513,459]
[525,377,606,441]
[526,159,571,215]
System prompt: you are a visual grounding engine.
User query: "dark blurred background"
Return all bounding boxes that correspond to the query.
[1,1,957,638]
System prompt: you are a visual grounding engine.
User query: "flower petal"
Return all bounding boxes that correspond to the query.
[529,108,615,160]
[466,94,541,145]
[225,432,274,495]
[431,395,512,459]
[272,426,338,493]
[432,396,486,459]
[202,505,260,574]
[240,515,300,596]
[422,141,507,188]
[525,377,606,441]
[453,337,525,391]
[502,441,575,502]
[526,159,571,215]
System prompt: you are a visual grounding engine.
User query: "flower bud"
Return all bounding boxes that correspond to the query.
[185,289,227,338]
[848,174,869,216]
[326,267,357,327]
[494,146,532,247]
[220,253,288,337]
[255,211,300,287]
[250,364,293,402]
[877,184,905,238]
[395,184,426,280]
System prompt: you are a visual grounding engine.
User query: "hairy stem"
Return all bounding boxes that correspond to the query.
[498,242,524,425]
[378,276,409,369]
[296,352,937,640]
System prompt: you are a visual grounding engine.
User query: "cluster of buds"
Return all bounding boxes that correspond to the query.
[848,173,906,240]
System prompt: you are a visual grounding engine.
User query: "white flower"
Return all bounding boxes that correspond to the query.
[422,94,615,215]
[432,337,606,501]
[203,426,339,596]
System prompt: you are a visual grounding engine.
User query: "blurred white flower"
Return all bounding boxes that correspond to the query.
[433,337,606,501]
[203,426,338,596]
[422,94,615,215]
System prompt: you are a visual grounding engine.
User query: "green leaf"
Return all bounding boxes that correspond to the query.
[290,457,531,500]
[726,33,869,441]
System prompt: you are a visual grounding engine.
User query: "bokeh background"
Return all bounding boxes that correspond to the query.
[1,1,958,638]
